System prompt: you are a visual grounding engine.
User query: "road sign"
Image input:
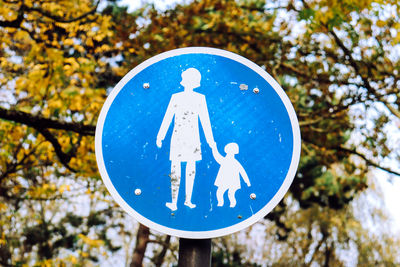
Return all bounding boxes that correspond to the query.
[95,47,301,239]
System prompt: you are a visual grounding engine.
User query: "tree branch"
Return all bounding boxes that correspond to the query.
[305,230,328,267]
[304,138,400,177]
[379,99,400,119]
[0,141,40,183]
[0,5,24,28]
[36,128,76,172]
[0,107,95,172]
[280,62,362,87]
[328,29,400,119]
[0,1,99,29]
[0,107,96,136]
[25,1,100,23]
[130,224,150,267]
[295,1,400,120]
[152,235,171,267]
[299,117,324,127]
[337,146,400,177]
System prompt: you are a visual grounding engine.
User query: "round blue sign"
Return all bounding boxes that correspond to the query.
[95,47,301,238]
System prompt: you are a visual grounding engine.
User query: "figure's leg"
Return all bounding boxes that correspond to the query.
[184,161,196,208]
[228,188,238,208]
[166,161,180,211]
[216,187,226,207]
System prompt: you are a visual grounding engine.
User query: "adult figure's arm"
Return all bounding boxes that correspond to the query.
[157,96,175,147]
[198,95,215,149]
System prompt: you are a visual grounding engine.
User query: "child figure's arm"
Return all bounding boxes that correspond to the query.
[238,163,251,187]
[211,146,223,164]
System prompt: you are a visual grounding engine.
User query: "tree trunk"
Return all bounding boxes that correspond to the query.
[130,224,150,267]
[153,235,171,267]
[324,244,331,267]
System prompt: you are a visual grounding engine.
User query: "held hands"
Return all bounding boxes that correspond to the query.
[210,141,220,160]
[156,137,163,148]
[209,141,217,151]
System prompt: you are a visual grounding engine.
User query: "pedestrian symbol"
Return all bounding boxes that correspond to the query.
[157,68,215,211]
[95,47,301,238]
[213,142,251,208]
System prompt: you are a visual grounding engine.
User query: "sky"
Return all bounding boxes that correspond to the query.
[376,170,400,232]
[119,0,184,11]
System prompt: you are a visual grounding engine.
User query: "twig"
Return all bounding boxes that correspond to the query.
[337,145,400,177]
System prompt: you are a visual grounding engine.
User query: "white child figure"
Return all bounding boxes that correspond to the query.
[212,143,251,208]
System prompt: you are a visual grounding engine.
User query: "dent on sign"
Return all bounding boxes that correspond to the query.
[95,47,301,239]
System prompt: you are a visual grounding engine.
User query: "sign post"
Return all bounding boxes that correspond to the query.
[95,47,301,265]
[178,238,211,267]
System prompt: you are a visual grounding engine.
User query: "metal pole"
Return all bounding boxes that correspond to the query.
[178,238,212,267]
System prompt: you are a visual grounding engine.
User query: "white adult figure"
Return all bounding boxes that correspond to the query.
[157,68,216,211]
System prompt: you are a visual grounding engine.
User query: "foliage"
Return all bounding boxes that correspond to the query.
[0,0,125,265]
[0,0,399,265]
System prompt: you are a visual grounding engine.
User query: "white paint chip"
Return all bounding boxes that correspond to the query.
[239,84,248,90]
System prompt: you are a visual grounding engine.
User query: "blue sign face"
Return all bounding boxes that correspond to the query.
[95,47,301,238]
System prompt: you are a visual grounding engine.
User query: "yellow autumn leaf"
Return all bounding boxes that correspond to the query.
[78,234,104,247]
[376,20,386,27]
[0,203,7,212]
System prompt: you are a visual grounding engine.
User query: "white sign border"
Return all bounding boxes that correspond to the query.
[95,47,301,239]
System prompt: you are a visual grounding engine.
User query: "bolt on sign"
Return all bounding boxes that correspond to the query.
[95,47,301,239]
